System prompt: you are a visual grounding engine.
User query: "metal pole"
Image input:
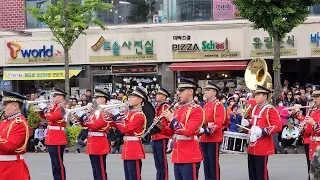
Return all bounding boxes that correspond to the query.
[64,0,70,98]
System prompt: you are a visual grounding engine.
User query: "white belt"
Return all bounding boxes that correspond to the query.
[0,155,24,161]
[48,126,65,130]
[174,135,198,141]
[208,122,214,126]
[88,132,105,137]
[311,136,320,142]
[123,136,140,141]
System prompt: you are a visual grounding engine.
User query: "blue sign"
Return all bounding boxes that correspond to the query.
[310,32,320,47]
[20,45,54,58]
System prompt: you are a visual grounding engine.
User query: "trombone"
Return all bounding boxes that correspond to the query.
[61,103,93,124]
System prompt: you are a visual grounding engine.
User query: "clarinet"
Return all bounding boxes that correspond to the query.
[292,100,315,147]
[142,99,179,139]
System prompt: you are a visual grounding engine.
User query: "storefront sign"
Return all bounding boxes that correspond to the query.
[311,48,320,55]
[173,35,191,40]
[89,36,157,62]
[250,49,297,57]
[250,35,296,57]
[111,65,158,74]
[3,69,82,80]
[172,38,240,59]
[6,41,66,64]
[310,32,320,55]
[95,83,112,93]
[213,0,235,20]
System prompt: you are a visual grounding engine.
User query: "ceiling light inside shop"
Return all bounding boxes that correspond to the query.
[153,77,157,81]
[119,15,122,18]
[206,74,210,79]
[225,75,228,77]
[110,9,113,12]
[119,1,131,4]
[115,10,118,13]
[138,83,142,86]
[123,78,126,82]
[222,74,224,76]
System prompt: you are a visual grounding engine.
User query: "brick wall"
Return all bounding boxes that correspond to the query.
[0,0,26,30]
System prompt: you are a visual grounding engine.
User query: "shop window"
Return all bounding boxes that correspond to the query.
[310,4,320,15]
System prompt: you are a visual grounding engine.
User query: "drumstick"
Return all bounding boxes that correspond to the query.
[236,124,250,131]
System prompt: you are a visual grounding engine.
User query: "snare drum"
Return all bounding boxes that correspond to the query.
[221,131,248,154]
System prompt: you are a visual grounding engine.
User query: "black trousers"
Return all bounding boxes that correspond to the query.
[152,139,169,180]
[281,138,299,148]
[248,154,269,180]
[89,154,108,180]
[48,145,66,180]
[123,160,142,180]
[304,144,311,179]
[200,142,220,180]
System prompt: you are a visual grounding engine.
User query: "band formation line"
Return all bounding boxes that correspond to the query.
[1,58,320,180]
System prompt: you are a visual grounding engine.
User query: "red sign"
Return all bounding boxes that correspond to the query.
[112,65,158,74]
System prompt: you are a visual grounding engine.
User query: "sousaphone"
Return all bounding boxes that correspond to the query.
[244,57,272,91]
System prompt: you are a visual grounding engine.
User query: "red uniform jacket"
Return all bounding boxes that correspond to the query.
[0,114,30,180]
[116,110,146,160]
[200,99,225,142]
[162,102,204,163]
[44,104,68,145]
[304,109,320,160]
[151,103,171,140]
[248,104,282,156]
[81,112,114,155]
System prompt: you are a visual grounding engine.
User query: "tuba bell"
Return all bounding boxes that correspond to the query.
[244,57,272,91]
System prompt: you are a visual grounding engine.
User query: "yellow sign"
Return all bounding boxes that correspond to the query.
[250,49,297,57]
[89,55,157,62]
[3,69,82,80]
[7,57,70,64]
[172,51,241,59]
[311,48,320,55]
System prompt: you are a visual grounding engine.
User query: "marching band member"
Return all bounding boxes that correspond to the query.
[0,91,30,180]
[111,87,147,180]
[151,87,171,180]
[159,77,204,180]
[200,82,224,180]
[246,85,282,180]
[76,89,114,180]
[38,88,68,180]
[304,85,320,180]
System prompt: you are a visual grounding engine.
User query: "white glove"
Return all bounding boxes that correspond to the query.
[87,103,93,107]
[241,119,250,127]
[95,110,101,119]
[38,103,47,110]
[76,111,85,118]
[199,128,205,134]
[110,108,120,116]
[250,133,258,143]
[251,126,262,137]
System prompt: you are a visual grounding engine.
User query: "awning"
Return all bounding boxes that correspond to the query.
[169,61,248,71]
[3,66,82,80]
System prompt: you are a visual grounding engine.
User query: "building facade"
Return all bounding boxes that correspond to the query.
[1,18,320,96]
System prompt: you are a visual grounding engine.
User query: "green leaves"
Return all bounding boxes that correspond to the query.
[26,0,112,49]
[233,0,320,38]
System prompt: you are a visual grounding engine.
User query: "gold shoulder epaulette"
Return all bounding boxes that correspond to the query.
[215,100,221,105]
[15,117,22,124]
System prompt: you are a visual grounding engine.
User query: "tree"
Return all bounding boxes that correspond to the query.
[27,0,112,97]
[233,0,320,100]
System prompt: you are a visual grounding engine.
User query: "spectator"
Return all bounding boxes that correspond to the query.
[118,91,127,103]
[226,97,236,129]
[275,98,290,129]
[74,90,80,101]
[195,87,203,102]
[281,118,299,154]
[282,79,290,93]
[220,95,228,110]
[80,94,88,107]
[75,127,88,153]
[34,124,47,153]
[39,92,46,100]
[305,83,313,99]
[86,89,92,103]
[70,96,78,109]
[293,92,308,115]
[30,93,37,101]
[108,127,123,154]
[229,104,242,132]
[284,91,294,107]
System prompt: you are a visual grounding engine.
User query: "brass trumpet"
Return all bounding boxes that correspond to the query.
[92,100,129,120]
[26,100,51,112]
[61,103,93,124]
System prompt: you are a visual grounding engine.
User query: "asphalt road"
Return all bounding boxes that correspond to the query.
[25,153,308,180]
